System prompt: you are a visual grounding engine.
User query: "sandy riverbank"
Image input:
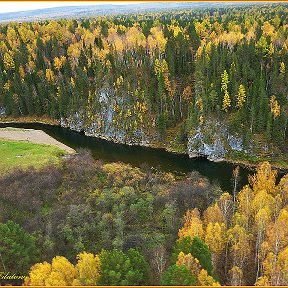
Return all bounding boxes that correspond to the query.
[0,127,76,154]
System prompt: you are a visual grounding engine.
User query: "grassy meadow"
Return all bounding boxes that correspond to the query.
[0,140,65,175]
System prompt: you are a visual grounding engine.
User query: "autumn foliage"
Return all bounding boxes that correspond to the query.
[0,4,287,157]
[165,162,288,286]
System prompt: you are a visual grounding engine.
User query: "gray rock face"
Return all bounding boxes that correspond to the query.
[62,113,151,146]
[60,90,246,162]
[187,120,244,162]
[0,107,6,116]
[227,135,243,152]
[187,128,227,161]
[60,90,152,146]
[62,113,246,162]
[61,112,84,132]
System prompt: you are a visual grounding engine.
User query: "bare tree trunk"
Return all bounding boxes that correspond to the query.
[255,232,263,282]
[152,246,167,284]
[179,94,183,119]
[224,241,229,277]
[232,166,240,214]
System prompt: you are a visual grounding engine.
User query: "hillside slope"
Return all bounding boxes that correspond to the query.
[0,4,287,166]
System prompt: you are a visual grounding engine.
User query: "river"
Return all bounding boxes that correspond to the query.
[0,122,254,192]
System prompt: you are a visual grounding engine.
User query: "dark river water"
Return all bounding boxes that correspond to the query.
[0,122,255,192]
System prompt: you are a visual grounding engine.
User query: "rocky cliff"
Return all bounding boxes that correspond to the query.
[60,89,154,147]
[187,120,245,162]
[60,108,250,162]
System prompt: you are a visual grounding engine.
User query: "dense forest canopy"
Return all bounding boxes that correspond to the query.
[0,152,287,286]
[0,3,287,162]
[0,151,220,285]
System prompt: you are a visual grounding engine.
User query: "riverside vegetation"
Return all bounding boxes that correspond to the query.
[0,3,287,165]
[0,149,287,286]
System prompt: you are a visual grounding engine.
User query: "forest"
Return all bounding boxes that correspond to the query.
[0,3,287,164]
[0,2,288,286]
[0,151,287,286]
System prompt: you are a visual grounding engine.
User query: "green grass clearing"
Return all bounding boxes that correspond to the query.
[0,139,66,176]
